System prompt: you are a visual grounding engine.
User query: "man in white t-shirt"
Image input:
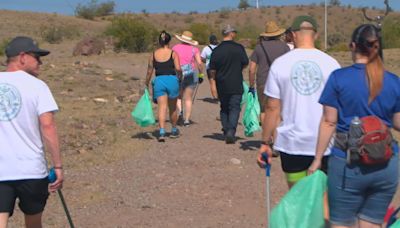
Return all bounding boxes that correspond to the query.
[200,34,219,99]
[0,36,63,228]
[256,16,340,187]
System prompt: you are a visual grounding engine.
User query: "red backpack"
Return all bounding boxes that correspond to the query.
[359,116,393,165]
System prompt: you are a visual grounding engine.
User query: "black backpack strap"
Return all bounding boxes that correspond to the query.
[208,45,214,51]
[260,40,272,67]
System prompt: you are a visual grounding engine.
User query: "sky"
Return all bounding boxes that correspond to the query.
[0,0,398,15]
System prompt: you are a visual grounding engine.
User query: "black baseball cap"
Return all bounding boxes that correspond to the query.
[209,34,217,43]
[5,36,50,58]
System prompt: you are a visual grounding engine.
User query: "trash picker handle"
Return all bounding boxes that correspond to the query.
[262,153,271,177]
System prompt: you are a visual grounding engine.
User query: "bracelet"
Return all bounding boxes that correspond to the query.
[261,138,273,147]
[53,166,63,169]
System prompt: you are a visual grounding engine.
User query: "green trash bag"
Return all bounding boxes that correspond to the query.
[391,219,400,228]
[270,170,327,228]
[243,92,261,137]
[241,81,249,107]
[131,88,156,127]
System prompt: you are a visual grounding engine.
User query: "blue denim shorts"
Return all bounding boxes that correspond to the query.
[181,72,198,89]
[328,153,398,226]
[152,75,179,101]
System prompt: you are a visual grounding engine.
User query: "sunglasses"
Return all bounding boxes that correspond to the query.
[25,52,42,64]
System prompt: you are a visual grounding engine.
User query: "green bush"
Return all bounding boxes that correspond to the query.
[382,16,400,49]
[189,23,213,45]
[40,25,80,44]
[0,38,11,56]
[237,24,259,40]
[328,42,349,52]
[75,0,115,20]
[105,16,158,53]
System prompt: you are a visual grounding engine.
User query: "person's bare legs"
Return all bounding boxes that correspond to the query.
[331,225,354,228]
[25,213,43,228]
[358,219,381,228]
[168,98,178,127]
[0,213,9,228]
[183,87,194,122]
[176,98,182,115]
[157,95,168,129]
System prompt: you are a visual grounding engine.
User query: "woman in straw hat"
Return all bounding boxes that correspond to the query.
[145,31,182,142]
[172,31,204,126]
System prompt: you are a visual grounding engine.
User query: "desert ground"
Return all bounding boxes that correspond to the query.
[1,8,400,228]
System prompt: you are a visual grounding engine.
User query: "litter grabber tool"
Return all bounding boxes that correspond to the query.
[262,153,271,228]
[48,168,75,228]
[192,81,200,104]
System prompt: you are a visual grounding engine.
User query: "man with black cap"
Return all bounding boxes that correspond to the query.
[209,25,249,144]
[200,34,219,98]
[0,36,63,228]
[257,16,340,188]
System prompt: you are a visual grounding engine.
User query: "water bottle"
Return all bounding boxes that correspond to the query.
[347,116,363,164]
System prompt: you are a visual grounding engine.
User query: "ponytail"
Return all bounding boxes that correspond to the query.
[351,24,384,104]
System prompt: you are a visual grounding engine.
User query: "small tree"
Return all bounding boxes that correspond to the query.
[238,0,250,10]
[75,0,115,20]
[329,0,341,6]
[105,16,158,53]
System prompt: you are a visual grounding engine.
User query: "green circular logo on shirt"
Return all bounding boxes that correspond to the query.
[0,83,21,121]
[290,61,323,95]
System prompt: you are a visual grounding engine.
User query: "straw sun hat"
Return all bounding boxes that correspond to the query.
[175,31,199,46]
[259,21,286,37]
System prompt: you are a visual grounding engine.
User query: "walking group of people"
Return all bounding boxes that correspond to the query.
[255,16,400,228]
[1,11,400,228]
[146,14,400,227]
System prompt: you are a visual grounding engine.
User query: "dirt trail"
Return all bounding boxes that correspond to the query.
[7,48,400,228]
[10,81,288,228]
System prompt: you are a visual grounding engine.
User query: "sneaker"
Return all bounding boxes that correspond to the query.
[170,128,180,138]
[183,120,190,127]
[225,130,235,144]
[158,129,166,142]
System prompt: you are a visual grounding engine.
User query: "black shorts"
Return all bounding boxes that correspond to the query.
[0,178,49,216]
[279,152,329,174]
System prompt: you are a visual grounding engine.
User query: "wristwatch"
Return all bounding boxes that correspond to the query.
[261,138,274,147]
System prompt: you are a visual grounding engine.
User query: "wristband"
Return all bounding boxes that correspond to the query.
[261,138,273,147]
[53,166,63,169]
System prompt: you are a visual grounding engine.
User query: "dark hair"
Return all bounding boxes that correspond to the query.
[351,24,384,103]
[158,31,171,46]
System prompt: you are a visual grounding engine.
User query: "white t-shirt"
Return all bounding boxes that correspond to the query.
[265,49,340,156]
[0,71,58,181]
[200,44,218,70]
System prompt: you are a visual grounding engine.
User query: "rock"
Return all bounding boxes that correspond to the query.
[93,98,108,103]
[105,76,114,81]
[50,64,56,68]
[77,149,87,154]
[230,158,241,165]
[103,69,113,75]
[73,37,105,56]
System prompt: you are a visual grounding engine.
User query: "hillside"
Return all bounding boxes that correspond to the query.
[1,5,399,50]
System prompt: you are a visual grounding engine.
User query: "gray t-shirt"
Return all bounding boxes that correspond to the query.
[250,39,290,86]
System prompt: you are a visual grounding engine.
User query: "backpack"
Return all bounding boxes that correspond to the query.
[358,116,393,165]
[181,47,195,78]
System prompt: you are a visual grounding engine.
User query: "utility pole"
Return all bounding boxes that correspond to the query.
[256,0,259,9]
[324,0,328,50]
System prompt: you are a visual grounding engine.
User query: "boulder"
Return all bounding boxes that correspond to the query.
[73,37,105,56]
